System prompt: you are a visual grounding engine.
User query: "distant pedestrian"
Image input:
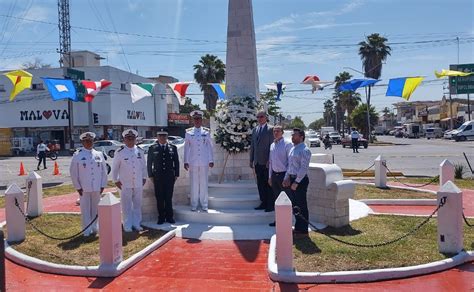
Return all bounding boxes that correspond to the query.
[36,140,49,170]
[351,128,360,153]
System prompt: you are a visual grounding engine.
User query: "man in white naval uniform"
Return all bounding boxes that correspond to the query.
[69,132,108,236]
[184,110,214,211]
[111,129,147,232]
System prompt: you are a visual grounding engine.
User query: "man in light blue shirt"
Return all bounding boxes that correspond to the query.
[283,128,312,236]
[267,125,292,226]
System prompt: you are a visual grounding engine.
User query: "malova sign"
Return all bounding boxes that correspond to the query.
[20,109,69,121]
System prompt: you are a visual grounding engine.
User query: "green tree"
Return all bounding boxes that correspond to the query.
[333,71,362,132]
[179,97,200,114]
[289,116,306,130]
[382,106,391,117]
[350,103,379,138]
[21,57,51,69]
[323,99,335,126]
[308,118,325,130]
[259,90,281,119]
[358,33,391,138]
[193,54,226,111]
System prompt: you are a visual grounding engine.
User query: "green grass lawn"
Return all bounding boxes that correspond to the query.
[353,184,435,200]
[294,215,474,272]
[5,214,166,266]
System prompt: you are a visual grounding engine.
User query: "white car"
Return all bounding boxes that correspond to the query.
[443,129,455,139]
[93,140,124,158]
[306,134,321,147]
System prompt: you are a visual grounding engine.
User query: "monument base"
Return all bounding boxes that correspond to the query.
[209,142,254,183]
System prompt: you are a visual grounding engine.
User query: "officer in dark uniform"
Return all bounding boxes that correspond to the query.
[147,129,180,224]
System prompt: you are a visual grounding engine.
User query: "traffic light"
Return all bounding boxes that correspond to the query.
[93,113,99,124]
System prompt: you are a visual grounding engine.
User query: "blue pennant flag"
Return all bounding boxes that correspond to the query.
[276,82,283,101]
[210,83,226,100]
[339,78,380,92]
[41,77,78,101]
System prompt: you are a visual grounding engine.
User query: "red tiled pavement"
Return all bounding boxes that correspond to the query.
[2,186,474,291]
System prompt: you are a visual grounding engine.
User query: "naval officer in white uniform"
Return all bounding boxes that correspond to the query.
[184,110,214,211]
[112,129,147,232]
[69,132,108,236]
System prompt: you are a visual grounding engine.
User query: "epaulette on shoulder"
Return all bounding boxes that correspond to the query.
[117,145,125,152]
[186,127,194,132]
[203,127,210,131]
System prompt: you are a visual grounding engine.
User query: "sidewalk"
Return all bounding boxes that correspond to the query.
[2,188,474,291]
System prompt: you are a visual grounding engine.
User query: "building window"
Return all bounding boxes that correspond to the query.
[0,84,5,92]
[32,83,44,90]
[120,83,127,91]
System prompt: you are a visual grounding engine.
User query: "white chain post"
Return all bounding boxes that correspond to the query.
[375,155,387,188]
[26,171,43,217]
[439,159,455,188]
[437,181,463,254]
[275,191,293,272]
[5,184,25,242]
[98,192,123,266]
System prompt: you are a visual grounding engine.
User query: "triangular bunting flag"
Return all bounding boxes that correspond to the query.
[386,77,424,101]
[80,79,112,102]
[3,70,32,101]
[41,77,78,101]
[209,83,226,100]
[168,82,193,105]
[130,83,155,103]
[265,82,287,100]
[435,69,473,78]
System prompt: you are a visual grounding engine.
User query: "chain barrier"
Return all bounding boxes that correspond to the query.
[351,163,375,177]
[462,212,474,227]
[293,196,447,248]
[384,164,438,188]
[14,198,98,240]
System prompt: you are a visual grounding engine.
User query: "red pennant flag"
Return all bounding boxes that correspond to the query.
[81,79,112,102]
[168,82,193,105]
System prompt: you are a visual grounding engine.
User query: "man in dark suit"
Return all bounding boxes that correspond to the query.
[250,111,274,211]
[147,129,180,224]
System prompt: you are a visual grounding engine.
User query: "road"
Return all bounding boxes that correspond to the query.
[1,136,472,195]
[309,136,474,177]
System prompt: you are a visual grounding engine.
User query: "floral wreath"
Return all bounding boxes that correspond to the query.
[214,96,258,154]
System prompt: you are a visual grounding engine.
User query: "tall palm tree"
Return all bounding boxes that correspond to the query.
[323,99,334,126]
[193,54,226,111]
[333,71,361,131]
[358,33,391,139]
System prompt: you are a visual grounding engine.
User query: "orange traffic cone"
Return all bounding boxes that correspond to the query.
[53,162,60,175]
[18,162,26,176]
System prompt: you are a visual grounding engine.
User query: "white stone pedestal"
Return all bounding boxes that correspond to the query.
[374,155,387,188]
[275,191,293,272]
[437,181,463,254]
[26,171,43,217]
[5,184,25,242]
[99,193,123,266]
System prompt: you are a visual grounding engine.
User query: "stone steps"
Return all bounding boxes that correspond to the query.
[208,194,261,209]
[174,205,274,225]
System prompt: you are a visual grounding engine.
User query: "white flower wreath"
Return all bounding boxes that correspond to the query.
[214,96,258,154]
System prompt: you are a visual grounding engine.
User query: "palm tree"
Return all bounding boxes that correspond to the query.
[358,33,391,139]
[333,71,361,131]
[193,54,226,111]
[323,99,334,126]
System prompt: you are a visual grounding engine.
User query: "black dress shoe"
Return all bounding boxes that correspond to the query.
[265,208,274,212]
[157,218,165,224]
[166,218,176,224]
[254,204,265,210]
[269,222,276,227]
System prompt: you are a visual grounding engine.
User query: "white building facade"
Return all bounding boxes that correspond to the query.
[0,52,171,149]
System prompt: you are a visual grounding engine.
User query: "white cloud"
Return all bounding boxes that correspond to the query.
[257,36,298,51]
[23,5,49,21]
[256,0,367,33]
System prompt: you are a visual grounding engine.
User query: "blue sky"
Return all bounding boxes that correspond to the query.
[0,0,472,124]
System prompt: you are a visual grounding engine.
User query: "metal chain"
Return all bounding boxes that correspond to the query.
[462,212,474,227]
[14,198,98,240]
[293,196,447,248]
[351,163,375,177]
[384,164,438,188]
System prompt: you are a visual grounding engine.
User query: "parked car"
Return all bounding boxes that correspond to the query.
[341,135,368,149]
[444,129,455,139]
[453,121,474,142]
[168,136,185,145]
[328,132,341,144]
[93,140,124,158]
[425,127,444,139]
[306,134,321,147]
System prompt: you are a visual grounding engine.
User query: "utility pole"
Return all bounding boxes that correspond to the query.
[58,0,74,149]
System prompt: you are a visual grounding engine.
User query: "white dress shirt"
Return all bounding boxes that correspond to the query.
[111,145,147,188]
[70,148,108,192]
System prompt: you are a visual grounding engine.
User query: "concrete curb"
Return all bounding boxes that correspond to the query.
[268,235,474,283]
[1,214,176,277]
[355,181,437,194]
[361,199,437,206]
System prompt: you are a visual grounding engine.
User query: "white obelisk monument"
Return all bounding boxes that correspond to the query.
[225,0,260,99]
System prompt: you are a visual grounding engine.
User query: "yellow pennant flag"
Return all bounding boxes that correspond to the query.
[434,69,473,78]
[3,70,33,101]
